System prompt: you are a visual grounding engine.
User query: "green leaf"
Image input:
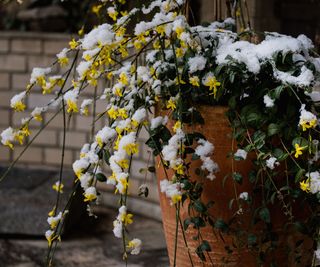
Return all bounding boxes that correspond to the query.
[295,168,306,183]
[104,150,111,165]
[194,200,207,213]
[148,166,156,173]
[293,222,308,235]
[273,148,288,161]
[248,233,257,246]
[232,172,243,185]
[96,173,107,182]
[267,123,280,136]
[292,137,308,148]
[183,218,192,231]
[259,207,270,223]
[192,153,200,160]
[272,85,284,99]
[191,217,206,228]
[196,240,211,262]
[214,218,228,232]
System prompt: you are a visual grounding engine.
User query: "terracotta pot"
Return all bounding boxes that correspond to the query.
[156,106,313,267]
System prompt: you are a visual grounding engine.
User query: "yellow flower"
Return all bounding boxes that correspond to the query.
[12,101,26,112]
[167,99,176,110]
[107,106,118,119]
[48,206,56,217]
[58,57,69,67]
[96,136,104,148]
[4,140,14,150]
[21,125,31,136]
[52,182,64,193]
[91,4,102,15]
[300,179,310,192]
[119,72,129,85]
[173,163,184,175]
[69,39,78,50]
[123,143,139,155]
[173,121,181,133]
[84,193,97,202]
[118,108,128,119]
[78,26,84,36]
[204,75,221,98]
[116,27,126,37]
[175,47,185,58]
[120,213,133,225]
[114,135,121,150]
[67,99,78,113]
[175,26,184,38]
[189,76,200,87]
[108,9,118,21]
[300,119,317,131]
[119,46,129,58]
[131,119,139,128]
[34,113,43,122]
[171,194,182,204]
[117,159,129,169]
[114,87,123,97]
[82,106,89,116]
[153,40,161,50]
[294,143,307,158]
[156,25,166,36]
[14,132,24,145]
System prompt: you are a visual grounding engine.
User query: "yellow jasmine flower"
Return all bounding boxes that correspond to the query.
[123,143,139,155]
[156,25,166,36]
[117,159,129,169]
[204,75,221,98]
[4,140,14,150]
[58,57,69,67]
[96,136,104,148]
[118,108,128,119]
[12,101,26,112]
[78,26,84,36]
[119,72,129,85]
[120,213,133,225]
[153,40,161,50]
[175,26,184,38]
[173,121,181,133]
[52,182,64,193]
[14,132,24,145]
[300,119,317,131]
[48,206,56,217]
[175,47,184,58]
[114,87,123,97]
[91,4,102,15]
[108,8,118,21]
[21,125,31,136]
[116,27,126,37]
[189,76,200,87]
[300,179,310,192]
[66,99,78,113]
[84,187,97,202]
[173,163,184,175]
[294,143,307,158]
[171,194,182,204]
[167,99,176,110]
[107,106,118,119]
[69,39,78,50]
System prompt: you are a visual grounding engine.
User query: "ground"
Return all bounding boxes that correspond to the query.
[0,207,169,267]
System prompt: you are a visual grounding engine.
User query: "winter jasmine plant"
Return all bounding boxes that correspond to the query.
[1,0,320,266]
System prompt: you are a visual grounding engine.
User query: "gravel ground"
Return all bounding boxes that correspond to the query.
[0,208,169,267]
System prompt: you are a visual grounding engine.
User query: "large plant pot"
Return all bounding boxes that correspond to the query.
[156,106,313,267]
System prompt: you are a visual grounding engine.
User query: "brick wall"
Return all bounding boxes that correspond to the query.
[0,31,161,220]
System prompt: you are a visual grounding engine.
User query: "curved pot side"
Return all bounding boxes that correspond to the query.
[156,106,313,267]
